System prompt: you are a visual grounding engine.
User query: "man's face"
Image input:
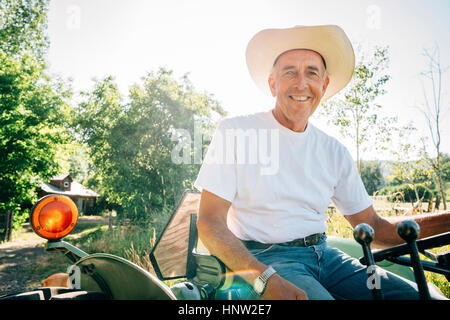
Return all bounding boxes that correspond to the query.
[268,49,329,131]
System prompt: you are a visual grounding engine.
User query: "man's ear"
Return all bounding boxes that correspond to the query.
[321,75,330,98]
[268,73,277,97]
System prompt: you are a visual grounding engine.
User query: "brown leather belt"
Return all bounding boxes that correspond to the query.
[242,233,325,250]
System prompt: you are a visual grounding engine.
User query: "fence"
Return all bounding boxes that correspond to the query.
[0,211,13,242]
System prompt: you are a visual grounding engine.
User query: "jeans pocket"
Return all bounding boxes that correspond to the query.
[250,244,276,257]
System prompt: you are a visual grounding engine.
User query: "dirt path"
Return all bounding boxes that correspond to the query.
[0,216,107,296]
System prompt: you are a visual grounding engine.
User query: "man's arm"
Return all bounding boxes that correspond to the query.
[196,189,308,300]
[345,205,450,248]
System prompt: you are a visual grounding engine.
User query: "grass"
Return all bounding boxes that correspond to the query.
[7,220,162,293]
[70,223,158,275]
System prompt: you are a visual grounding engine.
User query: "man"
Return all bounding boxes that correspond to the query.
[194,25,450,300]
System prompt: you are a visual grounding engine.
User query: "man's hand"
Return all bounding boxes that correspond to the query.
[261,274,308,300]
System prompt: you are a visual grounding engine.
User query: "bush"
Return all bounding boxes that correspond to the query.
[360,161,385,196]
[378,183,437,203]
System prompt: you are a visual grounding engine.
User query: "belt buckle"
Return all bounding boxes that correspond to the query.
[302,237,308,246]
[305,234,319,246]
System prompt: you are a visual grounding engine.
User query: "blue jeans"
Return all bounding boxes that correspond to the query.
[249,235,446,300]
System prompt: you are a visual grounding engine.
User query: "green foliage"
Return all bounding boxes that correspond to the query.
[319,46,395,172]
[378,183,435,203]
[74,69,226,219]
[388,146,431,184]
[383,152,450,207]
[0,51,71,223]
[0,1,73,228]
[386,125,434,211]
[360,160,385,196]
[54,141,91,184]
[441,153,450,182]
[12,208,29,231]
[0,0,49,60]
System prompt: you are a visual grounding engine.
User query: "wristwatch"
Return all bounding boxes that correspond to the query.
[253,266,277,295]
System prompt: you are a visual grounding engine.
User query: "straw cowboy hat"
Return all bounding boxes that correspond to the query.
[246,25,355,101]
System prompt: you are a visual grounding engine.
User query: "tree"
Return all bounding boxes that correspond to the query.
[74,69,226,219]
[417,44,448,210]
[319,46,394,173]
[360,160,385,196]
[55,140,91,183]
[0,0,49,60]
[387,126,433,214]
[0,52,72,222]
[0,0,72,229]
[440,153,450,182]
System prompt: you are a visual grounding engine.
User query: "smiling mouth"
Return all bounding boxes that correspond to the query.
[289,95,311,102]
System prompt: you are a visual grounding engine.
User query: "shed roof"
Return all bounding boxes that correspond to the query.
[41,181,100,197]
[50,173,72,181]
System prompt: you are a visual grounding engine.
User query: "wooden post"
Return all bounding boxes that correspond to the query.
[407,189,414,207]
[435,195,441,211]
[7,211,13,241]
[0,212,4,241]
[427,195,433,213]
[109,210,113,232]
[1,211,13,242]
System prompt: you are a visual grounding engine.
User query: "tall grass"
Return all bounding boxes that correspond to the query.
[69,218,181,286]
[71,224,157,274]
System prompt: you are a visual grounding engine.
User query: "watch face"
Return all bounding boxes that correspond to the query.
[254,278,264,294]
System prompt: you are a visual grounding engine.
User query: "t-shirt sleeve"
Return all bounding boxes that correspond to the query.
[194,119,236,203]
[331,148,373,215]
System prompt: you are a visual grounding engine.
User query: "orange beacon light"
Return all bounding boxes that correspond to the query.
[30,194,79,240]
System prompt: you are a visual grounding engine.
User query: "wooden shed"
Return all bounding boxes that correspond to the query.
[39,174,100,214]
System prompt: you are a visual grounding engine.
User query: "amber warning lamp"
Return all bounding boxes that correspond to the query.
[30,194,78,240]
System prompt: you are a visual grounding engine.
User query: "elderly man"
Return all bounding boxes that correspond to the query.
[194,25,450,300]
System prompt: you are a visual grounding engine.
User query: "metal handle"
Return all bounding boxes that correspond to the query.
[353,223,383,300]
[397,220,431,300]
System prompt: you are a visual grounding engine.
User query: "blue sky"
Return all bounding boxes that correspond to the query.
[46,0,450,160]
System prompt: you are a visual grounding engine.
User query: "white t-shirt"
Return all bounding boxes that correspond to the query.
[194,110,373,243]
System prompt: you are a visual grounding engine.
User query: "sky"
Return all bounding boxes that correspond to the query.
[46,0,450,161]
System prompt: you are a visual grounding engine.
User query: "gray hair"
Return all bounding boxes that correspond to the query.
[271,49,328,80]
[270,65,328,80]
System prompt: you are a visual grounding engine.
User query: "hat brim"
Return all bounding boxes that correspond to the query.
[245,25,355,101]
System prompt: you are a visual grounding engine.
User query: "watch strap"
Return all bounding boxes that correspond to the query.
[254,266,277,295]
[259,266,277,283]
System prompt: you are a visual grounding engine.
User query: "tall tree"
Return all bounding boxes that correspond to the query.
[0,53,72,219]
[417,44,448,210]
[0,0,49,60]
[0,0,72,229]
[319,46,394,173]
[388,126,432,214]
[74,69,225,219]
